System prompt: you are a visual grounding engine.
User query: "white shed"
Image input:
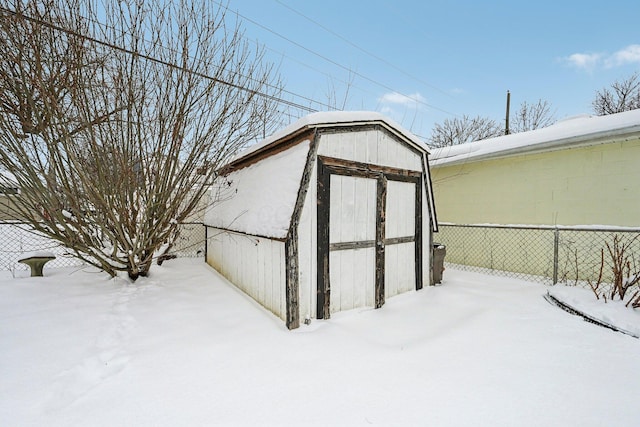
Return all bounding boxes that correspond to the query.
[204,111,438,329]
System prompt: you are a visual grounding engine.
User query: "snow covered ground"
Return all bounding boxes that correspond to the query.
[1,259,638,426]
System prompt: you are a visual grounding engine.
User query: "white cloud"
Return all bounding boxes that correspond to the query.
[605,44,640,68]
[564,52,601,70]
[379,92,426,107]
[565,44,640,70]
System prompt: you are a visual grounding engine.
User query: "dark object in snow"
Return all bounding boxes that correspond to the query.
[17,253,56,277]
[157,254,178,266]
[432,244,446,284]
[543,292,639,339]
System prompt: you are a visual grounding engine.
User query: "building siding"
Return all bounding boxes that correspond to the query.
[206,227,286,320]
[317,128,423,172]
[431,137,640,227]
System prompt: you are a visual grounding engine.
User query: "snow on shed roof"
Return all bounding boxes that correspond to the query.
[231,111,428,166]
[205,139,310,239]
[430,109,640,167]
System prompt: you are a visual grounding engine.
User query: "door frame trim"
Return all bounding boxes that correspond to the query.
[316,156,423,319]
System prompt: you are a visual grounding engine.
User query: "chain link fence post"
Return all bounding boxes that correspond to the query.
[204,225,208,261]
[553,227,559,285]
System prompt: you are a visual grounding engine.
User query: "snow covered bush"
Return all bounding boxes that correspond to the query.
[0,0,283,279]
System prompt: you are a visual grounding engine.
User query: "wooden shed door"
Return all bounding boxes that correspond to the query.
[317,156,423,320]
[328,175,377,314]
[385,180,417,299]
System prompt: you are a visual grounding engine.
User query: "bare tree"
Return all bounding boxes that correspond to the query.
[428,115,502,148]
[510,99,556,133]
[0,0,283,280]
[592,72,640,116]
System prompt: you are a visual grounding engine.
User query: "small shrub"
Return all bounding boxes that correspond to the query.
[586,234,640,308]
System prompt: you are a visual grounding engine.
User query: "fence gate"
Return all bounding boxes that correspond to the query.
[317,157,423,319]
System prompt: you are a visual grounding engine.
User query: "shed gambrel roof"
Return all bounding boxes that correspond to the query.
[430,109,640,167]
[205,139,310,239]
[227,111,429,169]
[204,111,435,239]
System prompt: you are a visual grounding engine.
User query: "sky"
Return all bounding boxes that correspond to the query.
[218,0,640,141]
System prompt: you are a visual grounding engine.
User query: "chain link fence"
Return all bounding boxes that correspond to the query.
[437,223,640,295]
[0,221,206,274]
[0,222,84,271]
[169,222,207,258]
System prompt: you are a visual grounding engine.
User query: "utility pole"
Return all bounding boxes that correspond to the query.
[505,90,511,135]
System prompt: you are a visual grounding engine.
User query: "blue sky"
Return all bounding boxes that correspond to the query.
[222,0,640,140]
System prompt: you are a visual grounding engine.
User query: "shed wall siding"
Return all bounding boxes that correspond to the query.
[431,137,640,227]
[296,162,318,321]
[384,180,416,298]
[329,174,378,313]
[206,227,286,320]
[317,129,422,172]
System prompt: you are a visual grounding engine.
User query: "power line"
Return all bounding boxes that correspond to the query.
[67,3,342,112]
[217,0,458,117]
[262,44,376,103]
[1,4,434,141]
[0,5,323,114]
[273,0,452,98]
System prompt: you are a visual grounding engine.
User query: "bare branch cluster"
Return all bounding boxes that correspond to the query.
[592,72,640,116]
[586,248,604,300]
[0,0,284,280]
[605,235,640,304]
[428,115,502,148]
[428,99,556,148]
[431,71,640,148]
[510,99,556,133]
[582,234,640,308]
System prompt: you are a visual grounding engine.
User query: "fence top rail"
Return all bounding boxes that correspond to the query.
[438,222,640,233]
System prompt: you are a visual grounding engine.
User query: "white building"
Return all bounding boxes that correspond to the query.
[205,112,438,329]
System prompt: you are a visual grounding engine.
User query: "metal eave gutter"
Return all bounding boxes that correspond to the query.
[430,125,640,168]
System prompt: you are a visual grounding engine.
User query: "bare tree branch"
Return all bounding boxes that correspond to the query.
[592,72,640,116]
[428,115,502,148]
[0,0,284,280]
[510,99,556,133]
